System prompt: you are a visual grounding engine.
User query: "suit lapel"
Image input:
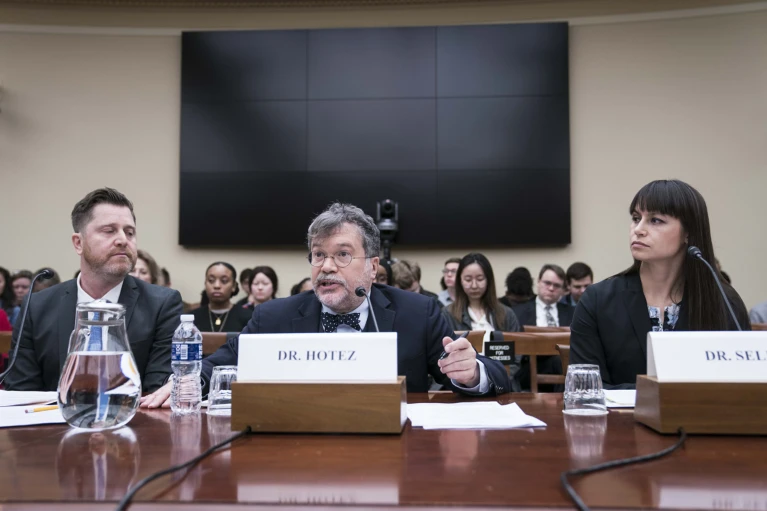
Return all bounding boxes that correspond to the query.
[58,281,79,369]
[622,274,651,359]
[368,286,395,333]
[119,276,140,329]
[293,293,322,333]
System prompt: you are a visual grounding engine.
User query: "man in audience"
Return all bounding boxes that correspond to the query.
[750,300,767,325]
[5,188,183,392]
[511,264,574,391]
[512,264,574,327]
[141,203,511,407]
[561,262,593,306]
[437,257,460,307]
[391,260,440,303]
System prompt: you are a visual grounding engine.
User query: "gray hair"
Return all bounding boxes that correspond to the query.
[307,203,381,257]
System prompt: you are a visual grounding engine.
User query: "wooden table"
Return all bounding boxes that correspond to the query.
[1,393,765,510]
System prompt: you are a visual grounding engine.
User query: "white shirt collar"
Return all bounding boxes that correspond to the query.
[321,296,370,332]
[77,273,124,305]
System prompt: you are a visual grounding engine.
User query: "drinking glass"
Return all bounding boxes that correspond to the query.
[563,364,607,416]
[208,365,237,416]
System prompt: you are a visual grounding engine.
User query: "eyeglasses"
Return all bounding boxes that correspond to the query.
[308,251,370,268]
[442,269,457,275]
[540,280,564,290]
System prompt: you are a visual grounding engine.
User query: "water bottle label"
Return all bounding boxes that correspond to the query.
[172,343,202,362]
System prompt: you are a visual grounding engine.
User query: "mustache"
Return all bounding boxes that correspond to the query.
[314,275,346,286]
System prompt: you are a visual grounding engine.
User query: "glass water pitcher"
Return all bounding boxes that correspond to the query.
[58,300,141,430]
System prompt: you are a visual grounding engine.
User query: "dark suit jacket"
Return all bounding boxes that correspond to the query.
[511,299,575,327]
[202,284,511,394]
[5,276,183,392]
[441,304,520,333]
[570,272,750,389]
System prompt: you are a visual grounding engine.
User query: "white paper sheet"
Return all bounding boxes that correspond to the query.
[604,389,636,408]
[0,390,58,407]
[407,402,546,430]
[0,406,65,428]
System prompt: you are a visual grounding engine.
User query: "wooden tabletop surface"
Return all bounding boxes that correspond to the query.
[1,392,765,510]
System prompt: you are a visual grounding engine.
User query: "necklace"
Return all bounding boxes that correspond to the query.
[208,308,231,332]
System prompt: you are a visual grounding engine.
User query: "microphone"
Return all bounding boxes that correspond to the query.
[355,286,380,332]
[0,269,55,383]
[687,245,742,331]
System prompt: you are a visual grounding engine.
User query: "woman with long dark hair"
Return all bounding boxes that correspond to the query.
[191,262,251,333]
[570,179,750,389]
[243,266,278,309]
[443,253,520,334]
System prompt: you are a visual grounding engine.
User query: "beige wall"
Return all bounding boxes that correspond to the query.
[1,9,766,309]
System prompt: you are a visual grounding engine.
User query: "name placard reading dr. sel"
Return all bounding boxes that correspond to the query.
[647,331,767,383]
[237,332,398,383]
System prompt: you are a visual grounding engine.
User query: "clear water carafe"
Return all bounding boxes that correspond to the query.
[58,300,141,430]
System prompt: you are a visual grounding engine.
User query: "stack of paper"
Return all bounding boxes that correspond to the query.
[604,389,636,408]
[407,402,546,430]
[0,390,57,407]
[0,391,65,428]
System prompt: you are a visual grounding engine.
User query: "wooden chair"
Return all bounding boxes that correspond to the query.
[752,323,767,331]
[523,325,570,333]
[0,331,12,354]
[202,332,238,356]
[455,330,486,353]
[501,331,570,393]
[556,344,571,374]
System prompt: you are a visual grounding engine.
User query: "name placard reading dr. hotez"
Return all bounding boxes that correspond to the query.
[237,332,398,383]
[647,331,767,383]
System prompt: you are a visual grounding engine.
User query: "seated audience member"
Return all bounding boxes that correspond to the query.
[33,267,61,293]
[499,267,535,308]
[290,277,313,296]
[191,262,251,333]
[570,179,750,389]
[512,264,574,327]
[234,268,254,307]
[129,249,159,284]
[392,260,440,303]
[437,257,461,307]
[375,260,392,285]
[561,262,593,306]
[0,309,11,332]
[4,187,183,392]
[140,203,511,408]
[243,266,278,309]
[0,266,14,313]
[158,267,172,288]
[751,300,767,325]
[8,270,33,327]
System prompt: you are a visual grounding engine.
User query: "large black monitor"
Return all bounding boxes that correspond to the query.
[180,23,570,247]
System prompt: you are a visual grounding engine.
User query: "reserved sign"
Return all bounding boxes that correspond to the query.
[484,342,515,365]
[647,331,767,383]
[237,332,398,383]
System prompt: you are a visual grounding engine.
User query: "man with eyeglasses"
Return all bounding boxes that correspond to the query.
[437,258,461,307]
[511,264,575,391]
[141,203,510,407]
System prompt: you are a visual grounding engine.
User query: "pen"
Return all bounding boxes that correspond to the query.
[438,332,464,360]
[25,405,59,414]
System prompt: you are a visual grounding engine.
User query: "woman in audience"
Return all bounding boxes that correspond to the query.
[129,250,159,284]
[243,266,278,309]
[499,267,535,307]
[8,270,33,326]
[375,260,392,286]
[191,262,251,333]
[235,268,254,307]
[570,179,750,389]
[290,277,313,296]
[0,267,14,313]
[443,253,520,334]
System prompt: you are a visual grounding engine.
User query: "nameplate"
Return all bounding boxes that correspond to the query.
[647,331,767,383]
[483,342,515,365]
[237,333,398,383]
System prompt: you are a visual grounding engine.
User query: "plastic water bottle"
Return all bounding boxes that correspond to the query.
[170,314,203,415]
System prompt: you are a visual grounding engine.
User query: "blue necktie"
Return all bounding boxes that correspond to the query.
[321,312,361,332]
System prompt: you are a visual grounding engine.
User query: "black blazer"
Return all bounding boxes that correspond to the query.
[570,272,750,389]
[5,276,183,392]
[511,299,575,327]
[202,284,511,394]
[441,304,521,333]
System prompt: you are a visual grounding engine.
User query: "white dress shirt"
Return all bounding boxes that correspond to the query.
[321,295,489,393]
[536,296,560,327]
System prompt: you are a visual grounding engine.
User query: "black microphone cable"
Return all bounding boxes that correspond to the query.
[561,428,687,511]
[114,425,252,511]
[0,268,54,384]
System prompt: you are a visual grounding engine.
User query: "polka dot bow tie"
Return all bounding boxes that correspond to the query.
[321,312,361,332]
